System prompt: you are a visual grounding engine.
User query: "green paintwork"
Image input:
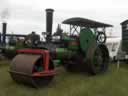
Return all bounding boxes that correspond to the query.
[55,48,76,60]
[62,33,75,41]
[79,28,96,53]
[62,33,79,51]
[68,44,79,50]
[68,40,79,51]
[53,60,62,66]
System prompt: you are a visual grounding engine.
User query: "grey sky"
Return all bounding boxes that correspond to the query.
[0,0,128,36]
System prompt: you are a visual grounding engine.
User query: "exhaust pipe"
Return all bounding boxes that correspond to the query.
[2,22,7,44]
[45,9,54,42]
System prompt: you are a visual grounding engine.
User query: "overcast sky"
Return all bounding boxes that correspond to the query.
[0,0,128,36]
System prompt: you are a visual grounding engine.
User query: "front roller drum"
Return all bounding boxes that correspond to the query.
[10,54,55,88]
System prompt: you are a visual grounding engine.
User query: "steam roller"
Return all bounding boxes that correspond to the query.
[9,8,112,87]
[10,49,56,87]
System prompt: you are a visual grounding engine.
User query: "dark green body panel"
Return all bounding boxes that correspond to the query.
[79,28,96,53]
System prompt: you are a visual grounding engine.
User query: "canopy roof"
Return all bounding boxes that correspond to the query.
[62,17,113,28]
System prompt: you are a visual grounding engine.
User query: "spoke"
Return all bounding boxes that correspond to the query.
[93,47,103,70]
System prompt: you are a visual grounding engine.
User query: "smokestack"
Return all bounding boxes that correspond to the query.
[45,9,54,42]
[2,22,7,44]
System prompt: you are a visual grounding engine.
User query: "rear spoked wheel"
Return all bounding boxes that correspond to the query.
[92,47,104,73]
[87,44,109,75]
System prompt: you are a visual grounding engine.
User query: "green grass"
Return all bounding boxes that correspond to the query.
[0,61,128,96]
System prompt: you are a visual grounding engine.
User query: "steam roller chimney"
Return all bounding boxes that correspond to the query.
[2,22,7,44]
[45,8,54,42]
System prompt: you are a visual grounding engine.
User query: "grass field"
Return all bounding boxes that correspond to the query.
[0,60,128,96]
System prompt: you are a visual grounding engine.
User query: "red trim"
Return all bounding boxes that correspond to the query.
[17,48,45,54]
[43,50,49,71]
[32,70,58,77]
[17,48,58,76]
